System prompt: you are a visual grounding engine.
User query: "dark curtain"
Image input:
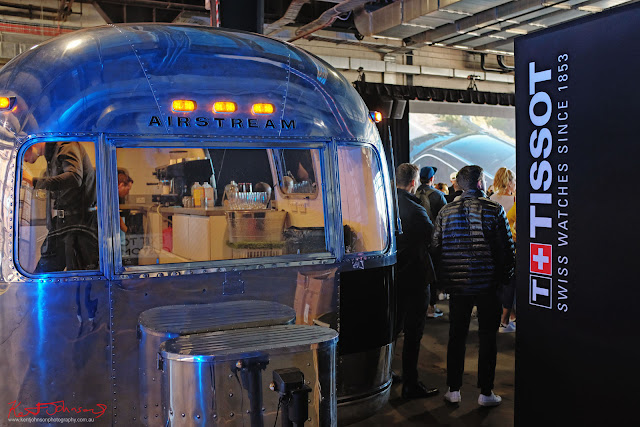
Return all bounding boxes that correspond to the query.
[377,109,409,171]
[353,81,515,106]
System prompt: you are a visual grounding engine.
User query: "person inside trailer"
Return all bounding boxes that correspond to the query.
[282,176,294,194]
[283,149,315,193]
[21,141,99,272]
[118,168,134,235]
[118,168,141,266]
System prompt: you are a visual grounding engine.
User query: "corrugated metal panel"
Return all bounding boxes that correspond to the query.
[318,55,350,69]
[485,72,515,83]
[350,58,386,72]
[441,0,514,15]
[386,63,421,74]
[421,65,454,77]
[453,68,477,78]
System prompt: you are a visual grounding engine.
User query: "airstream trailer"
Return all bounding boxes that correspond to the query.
[0,24,396,426]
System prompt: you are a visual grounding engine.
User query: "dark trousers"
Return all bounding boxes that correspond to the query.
[430,282,438,307]
[395,285,430,384]
[35,213,99,273]
[36,214,99,321]
[447,292,502,394]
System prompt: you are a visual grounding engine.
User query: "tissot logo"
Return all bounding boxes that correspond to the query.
[148,116,296,130]
[529,274,552,309]
[527,61,555,311]
[530,243,552,275]
[528,62,553,240]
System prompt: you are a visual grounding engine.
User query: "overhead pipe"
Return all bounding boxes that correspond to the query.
[0,8,58,21]
[57,0,75,22]
[288,0,370,42]
[0,1,60,14]
[480,53,512,74]
[497,55,515,72]
[266,0,310,35]
[354,0,454,38]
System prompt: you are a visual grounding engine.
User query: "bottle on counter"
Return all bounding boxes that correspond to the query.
[192,182,204,207]
[202,182,214,207]
[224,181,239,208]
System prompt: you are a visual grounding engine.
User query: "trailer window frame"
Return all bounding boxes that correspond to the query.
[13,137,107,279]
[336,141,392,258]
[106,137,338,279]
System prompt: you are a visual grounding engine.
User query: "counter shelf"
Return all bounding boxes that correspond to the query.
[138,300,297,425]
[159,324,338,426]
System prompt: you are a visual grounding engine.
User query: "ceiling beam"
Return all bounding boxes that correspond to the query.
[405,0,572,47]
[88,0,206,13]
[471,0,629,52]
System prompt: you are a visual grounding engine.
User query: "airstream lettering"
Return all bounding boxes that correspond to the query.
[0,25,396,426]
[149,116,296,130]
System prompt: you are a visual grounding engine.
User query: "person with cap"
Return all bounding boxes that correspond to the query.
[416,166,447,223]
[446,171,463,203]
[415,166,448,319]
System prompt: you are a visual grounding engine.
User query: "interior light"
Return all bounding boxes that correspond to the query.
[370,111,383,123]
[505,28,528,35]
[213,101,237,113]
[0,97,11,110]
[578,5,603,12]
[252,103,275,114]
[172,99,197,112]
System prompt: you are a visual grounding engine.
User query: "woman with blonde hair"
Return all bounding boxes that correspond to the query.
[490,167,515,214]
[490,167,517,333]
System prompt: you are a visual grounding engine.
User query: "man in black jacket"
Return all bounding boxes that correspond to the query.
[431,165,515,407]
[395,163,439,399]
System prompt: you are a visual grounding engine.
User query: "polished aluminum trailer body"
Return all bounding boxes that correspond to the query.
[0,24,396,426]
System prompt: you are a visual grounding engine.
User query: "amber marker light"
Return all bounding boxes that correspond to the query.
[252,103,275,115]
[370,111,383,123]
[0,96,13,110]
[172,99,197,112]
[213,101,237,113]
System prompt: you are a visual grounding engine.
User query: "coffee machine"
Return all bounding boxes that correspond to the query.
[152,159,214,206]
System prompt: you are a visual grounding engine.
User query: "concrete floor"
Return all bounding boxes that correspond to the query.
[350,300,515,427]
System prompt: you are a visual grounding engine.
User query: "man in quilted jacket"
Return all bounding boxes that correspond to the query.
[431,165,515,407]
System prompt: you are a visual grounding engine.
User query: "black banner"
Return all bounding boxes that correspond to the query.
[515,3,640,425]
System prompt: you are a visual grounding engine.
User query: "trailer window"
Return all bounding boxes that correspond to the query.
[18,141,100,274]
[338,145,389,254]
[116,147,327,267]
[275,149,318,196]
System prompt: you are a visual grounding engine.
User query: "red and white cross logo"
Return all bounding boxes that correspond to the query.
[530,243,552,275]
